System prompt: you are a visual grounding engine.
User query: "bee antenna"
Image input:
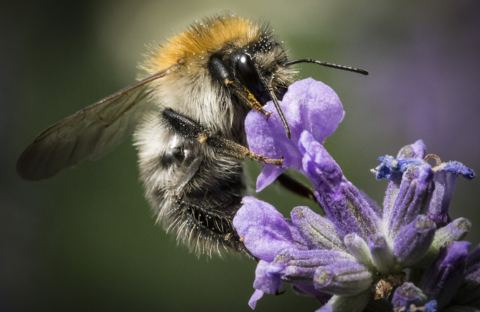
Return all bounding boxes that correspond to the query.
[270,89,291,139]
[263,77,291,139]
[284,58,369,75]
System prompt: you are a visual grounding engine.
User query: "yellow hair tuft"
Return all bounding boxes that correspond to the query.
[142,15,261,73]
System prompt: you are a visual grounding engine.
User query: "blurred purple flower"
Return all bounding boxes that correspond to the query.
[234,78,479,312]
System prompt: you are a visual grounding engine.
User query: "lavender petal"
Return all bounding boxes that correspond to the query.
[372,155,424,181]
[245,78,344,191]
[428,162,476,227]
[453,245,480,307]
[233,196,302,261]
[373,139,427,181]
[384,163,433,239]
[298,131,343,196]
[265,77,344,144]
[438,161,476,180]
[466,245,480,275]
[292,281,331,303]
[275,248,353,280]
[313,260,372,296]
[256,164,285,192]
[248,290,264,310]
[299,131,380,240]
[252,260,284,295]
[397,140,427,159]
[391,282,428,310]
[421,241,471,308]
[343,233,373,268]
[369,234,394,273]
[393,215,436,265]
[290,206,343,250]
[429,218,471,254]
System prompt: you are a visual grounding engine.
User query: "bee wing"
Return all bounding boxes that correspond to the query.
[17,68,174,180]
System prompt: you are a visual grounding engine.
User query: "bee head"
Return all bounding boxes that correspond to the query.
[206,33,295,137]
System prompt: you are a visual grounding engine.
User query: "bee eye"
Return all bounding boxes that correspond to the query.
[233,53,269,103]
[234,54,257,82]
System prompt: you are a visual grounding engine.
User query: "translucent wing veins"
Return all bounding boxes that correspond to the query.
[17,67,175,180]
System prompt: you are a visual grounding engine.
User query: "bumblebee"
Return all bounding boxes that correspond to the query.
[17,15,367,256]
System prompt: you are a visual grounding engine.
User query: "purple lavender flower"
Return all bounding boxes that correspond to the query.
[233,78,478,312]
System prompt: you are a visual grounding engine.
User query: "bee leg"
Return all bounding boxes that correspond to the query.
[276,173,317,202]
[205,135,283,166]
[230,82,272,117]
[162,108,207,140]
[161,108,283,166]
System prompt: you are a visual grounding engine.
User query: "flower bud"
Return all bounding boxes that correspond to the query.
[313,260,372,296]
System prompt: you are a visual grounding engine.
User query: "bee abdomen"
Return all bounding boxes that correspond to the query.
[164,193,244,256]
[146,156,247,256]
[180,200,232,235]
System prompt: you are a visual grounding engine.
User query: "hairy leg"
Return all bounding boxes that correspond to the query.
[161,108,283,165]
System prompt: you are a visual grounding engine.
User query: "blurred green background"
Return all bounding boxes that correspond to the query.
[2,1,479,311]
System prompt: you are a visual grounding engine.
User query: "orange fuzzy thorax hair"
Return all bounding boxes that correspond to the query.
[142,15,262,73]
